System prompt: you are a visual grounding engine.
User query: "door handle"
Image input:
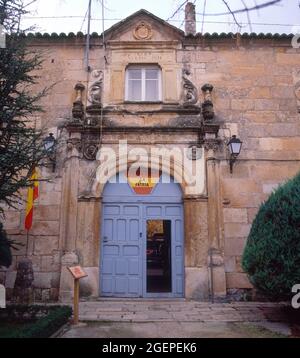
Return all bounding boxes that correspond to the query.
[103,236,108,242]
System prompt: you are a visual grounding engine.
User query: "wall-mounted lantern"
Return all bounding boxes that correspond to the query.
[43,133,56,172]
[227,135,242,173]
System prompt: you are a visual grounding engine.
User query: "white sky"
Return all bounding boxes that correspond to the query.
[22,0,299,35]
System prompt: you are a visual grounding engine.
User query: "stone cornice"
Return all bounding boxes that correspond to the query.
[66,124,202,134]
[88,104,201,116]
[23,32,294,42]
[78,196,102,202]
[106,40,181,50]
[184,195,208,202]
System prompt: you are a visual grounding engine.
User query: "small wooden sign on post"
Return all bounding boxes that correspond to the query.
[67,266,88,325]
[0,284,6,308]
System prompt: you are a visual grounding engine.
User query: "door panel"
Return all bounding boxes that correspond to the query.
[129,219,139,241]
[172,216,184,295]
[142,204,184,298]
[100,175,184,298]
[101,204,142,297]
[146,219,172,294]
[124,205,139,215]
[116,219,126,241]
[104,205,120,215]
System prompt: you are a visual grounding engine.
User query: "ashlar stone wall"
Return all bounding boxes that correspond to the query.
[189,42,300,294]
[1,32,300,301]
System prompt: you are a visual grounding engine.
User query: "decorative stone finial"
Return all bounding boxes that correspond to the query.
[74,82,85,102]
[72,82,85,120]
[201,83,214,121]
[201,84,214,101]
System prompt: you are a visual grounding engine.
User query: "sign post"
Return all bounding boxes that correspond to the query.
[67,266,88,325]
[0,284,6,308]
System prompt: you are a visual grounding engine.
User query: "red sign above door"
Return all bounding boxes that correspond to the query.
[126,168,161,195]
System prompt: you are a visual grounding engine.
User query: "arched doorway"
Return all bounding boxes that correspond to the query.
[100,171,184,298]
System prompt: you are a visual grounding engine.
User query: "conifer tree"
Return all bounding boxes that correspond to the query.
[242,172,300,300]
[0,0,49,267]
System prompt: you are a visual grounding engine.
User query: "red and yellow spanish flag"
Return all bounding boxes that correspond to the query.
[25,168,39,231]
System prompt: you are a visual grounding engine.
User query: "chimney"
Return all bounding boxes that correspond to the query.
[185,2,196,36]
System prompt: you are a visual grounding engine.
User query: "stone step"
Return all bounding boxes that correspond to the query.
[76,300,286,323]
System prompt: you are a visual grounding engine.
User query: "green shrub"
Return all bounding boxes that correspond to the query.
[0,305,72,338]
[0,223,12,268]
[242,172,300,301]
[0,222,23,268]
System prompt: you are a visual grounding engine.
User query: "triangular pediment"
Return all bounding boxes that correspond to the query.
[103,9,184,42]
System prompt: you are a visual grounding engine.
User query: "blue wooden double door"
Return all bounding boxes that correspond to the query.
[100,173,184,298]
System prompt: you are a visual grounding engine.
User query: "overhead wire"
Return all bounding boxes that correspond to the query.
[201,0,207,34]
[241,0,253,33]
[21,16,299,28]
[79,4,89,32]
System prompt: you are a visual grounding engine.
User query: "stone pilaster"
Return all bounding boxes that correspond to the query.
[59,252,79,302]
[58,133,81,302]
[59,134,81,252]
[184,196,209,300]
[206,149,226,297]
[76,198,101,267]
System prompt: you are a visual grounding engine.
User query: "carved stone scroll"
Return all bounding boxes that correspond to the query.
[82,142,99,161]
[88,70,103,106]
[292,69,300,113]
[182,69,198,106]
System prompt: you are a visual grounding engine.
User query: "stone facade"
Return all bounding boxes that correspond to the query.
[1,7,300,302]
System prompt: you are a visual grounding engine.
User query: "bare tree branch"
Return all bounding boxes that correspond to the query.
[252,0,261,16]
[222,0,242,29]
[195,0,282,17]
[80,3,89,32]
[167,0,282,34]
[167,0,189,21]
[201,0,207,34]
[95,0,113,12]
[241,0,253,32]
[23,0,38,9]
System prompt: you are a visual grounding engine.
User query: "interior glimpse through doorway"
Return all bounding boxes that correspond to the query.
[146,220,172,293]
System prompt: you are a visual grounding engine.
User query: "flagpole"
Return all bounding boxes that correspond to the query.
[24,168,38,257]
[84,0,92,71]
[26,230,30,258]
